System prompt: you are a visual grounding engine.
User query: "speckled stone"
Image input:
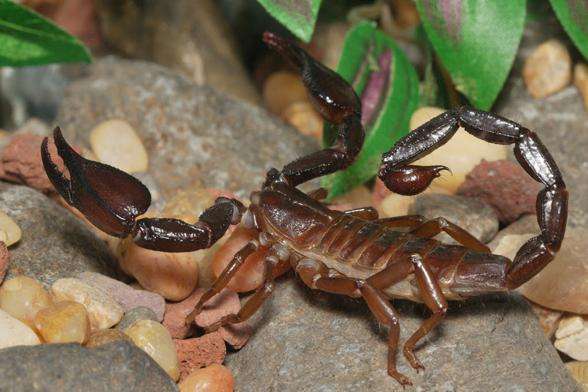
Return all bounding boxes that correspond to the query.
[225,278,579,391]
[0,341,177,391]
[0,185,117,287]
[56,58,318,200]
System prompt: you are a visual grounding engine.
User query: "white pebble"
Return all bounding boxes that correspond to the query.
[89,119,148,173]
[0,210,21,246]
[0,309,40,348]
[51,278,123,330]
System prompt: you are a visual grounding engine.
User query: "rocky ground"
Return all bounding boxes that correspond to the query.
[0,3,584,392]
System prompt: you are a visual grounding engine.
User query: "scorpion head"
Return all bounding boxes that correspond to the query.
[245,169,334,248]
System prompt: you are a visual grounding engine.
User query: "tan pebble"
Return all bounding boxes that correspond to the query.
[523,39,571,99]
[555,327,588,361]
[574,63,588,110]
[117,239,199,301]
[51,278,123,330]
[89,119,148,173]
[262,71,308,116]
[282,101,323,139]
[554,315,588,361]
[0,211,21,246]
[34,300,90,344]
[0,276,52,327]
[556,315,586,339]
[179,364,234,392]
[86,328,132,348]
[490,233,534,259]
[330,185,372,209]
[566,361,588,391]
[0,308,40,348]
[125,319,179,381]
[409,107,508,193]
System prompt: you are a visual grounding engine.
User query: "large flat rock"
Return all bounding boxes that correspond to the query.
[0,341,177,391]
[226,278,579,391]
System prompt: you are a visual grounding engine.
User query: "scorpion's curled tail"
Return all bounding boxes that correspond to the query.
[377,107,567,289]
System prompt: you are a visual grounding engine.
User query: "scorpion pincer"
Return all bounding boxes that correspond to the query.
[40,32,567,386]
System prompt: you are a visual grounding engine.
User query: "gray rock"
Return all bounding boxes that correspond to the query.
[117,306,159,331]
[409,193,499,244]
[56,58,317,200]
[0,341,177,391]
[0,185,118,287]
[226,278,579,392]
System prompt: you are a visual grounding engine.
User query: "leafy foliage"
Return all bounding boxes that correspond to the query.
[549,0,588,59]
[322,22,419,199]
[0,0,90,67]
[257,0,322,42]
[415,0,526,110]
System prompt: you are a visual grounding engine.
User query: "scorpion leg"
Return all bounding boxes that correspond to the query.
[185,240,260,325]
[409,218,490,253]
[378,107,567,288]
[360,284,412,387]
[376,215,426,229]
[403,256,448,371]
[42,128,244,252]
[204,254,290,332]
[263,32,364,187]
[295,258,413,386]
[342,207,379,221]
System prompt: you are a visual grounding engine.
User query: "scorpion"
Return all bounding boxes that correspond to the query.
[40,32,567,386]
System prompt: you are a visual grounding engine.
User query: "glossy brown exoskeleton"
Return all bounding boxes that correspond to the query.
[41,32,567,386]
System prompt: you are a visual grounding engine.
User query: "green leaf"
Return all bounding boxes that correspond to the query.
[321,22,419,199]
[257,0,322,42]
[549,0,588,59]
[415,0,526,110]
[0,0,91,67]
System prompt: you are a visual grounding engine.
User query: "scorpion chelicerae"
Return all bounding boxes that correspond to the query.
[40,32,567,386]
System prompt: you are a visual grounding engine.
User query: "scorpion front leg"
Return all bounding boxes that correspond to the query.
[378,107,568,288]
[41,127,244,252]
[264,32,364,187]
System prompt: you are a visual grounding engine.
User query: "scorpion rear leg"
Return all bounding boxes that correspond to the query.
[402,255,448,371]
[376,215,489,252]
[295,258,413,386]
[378,107,568,288]
[410,218,490,253]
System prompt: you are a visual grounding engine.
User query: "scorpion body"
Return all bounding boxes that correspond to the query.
[40,32,567,386]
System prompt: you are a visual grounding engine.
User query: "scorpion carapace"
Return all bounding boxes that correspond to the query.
[41,32,568,387]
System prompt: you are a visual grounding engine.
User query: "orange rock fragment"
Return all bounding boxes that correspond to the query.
[175,331,226,382]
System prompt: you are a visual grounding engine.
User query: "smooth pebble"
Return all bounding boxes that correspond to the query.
[51,278,123,330]
[0,308,39,348]
[125,319,180,381]
[34,300,90,344]
[0,275,52,326]
[0,210,21,246]
[179,364,234,392]
[523,39,571,98]
[89,119,148,173]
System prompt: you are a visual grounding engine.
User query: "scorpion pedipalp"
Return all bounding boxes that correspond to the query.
[42,127,244,252]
